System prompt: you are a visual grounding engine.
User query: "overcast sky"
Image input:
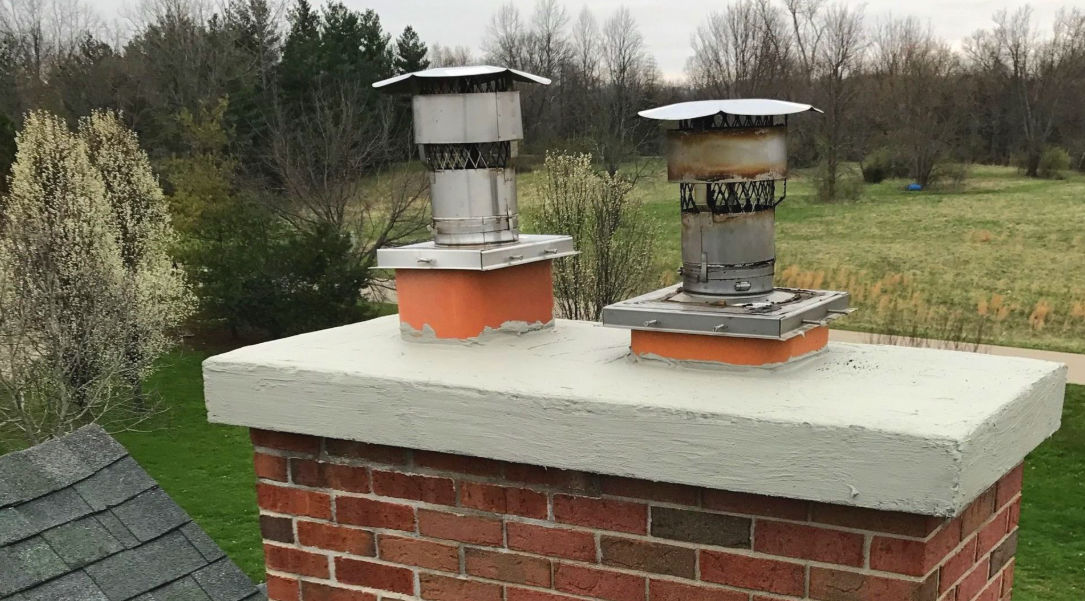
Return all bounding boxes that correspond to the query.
[101,0,1071,81]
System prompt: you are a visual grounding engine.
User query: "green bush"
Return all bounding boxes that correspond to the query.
[860,147,909,184]
[1037,146,1071,179]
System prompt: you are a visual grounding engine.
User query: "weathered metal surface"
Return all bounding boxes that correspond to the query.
[640,98,821,120]
[375,234,576,271]
[681,209,776,296]
[413,92,523,144]
[601,284,852,340]
[430,168,519,245]
[666,128,787,183]
[374,65,551,92]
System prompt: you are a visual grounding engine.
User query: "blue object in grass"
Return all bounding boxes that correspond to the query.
[906,183,922,191]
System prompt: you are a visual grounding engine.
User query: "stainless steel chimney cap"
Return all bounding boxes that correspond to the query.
[639,99,822,121]
[373,65,552,93]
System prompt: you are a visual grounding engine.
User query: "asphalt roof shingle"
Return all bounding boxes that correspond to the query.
[0,425,264,601]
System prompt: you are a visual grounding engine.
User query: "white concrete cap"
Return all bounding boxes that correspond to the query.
[203,316,1065,517]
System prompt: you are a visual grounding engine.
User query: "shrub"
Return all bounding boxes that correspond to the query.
[860,147,909,184]
[1037,146,1071,179]
[929,162,971,191]
[812,162,863,202]
[527,152,659,321]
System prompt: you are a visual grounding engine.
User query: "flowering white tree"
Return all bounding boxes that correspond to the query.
[0,110,191,445]
[79,110,193,399]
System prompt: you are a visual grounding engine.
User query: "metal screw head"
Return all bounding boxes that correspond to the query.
[643,319,660,327]
[734,281,752,292]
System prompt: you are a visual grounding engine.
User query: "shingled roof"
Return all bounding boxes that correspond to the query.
[0,425,265,601]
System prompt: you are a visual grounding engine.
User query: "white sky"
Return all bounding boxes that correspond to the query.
[98,0,1074,81]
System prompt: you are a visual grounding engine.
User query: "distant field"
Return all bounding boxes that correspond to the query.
[520,161,1085,354]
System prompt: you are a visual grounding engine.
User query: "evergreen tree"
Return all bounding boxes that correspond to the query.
[394,26,430,74]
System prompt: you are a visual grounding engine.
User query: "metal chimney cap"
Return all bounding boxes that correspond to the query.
[639,99,822,121]
[373,65,551,92]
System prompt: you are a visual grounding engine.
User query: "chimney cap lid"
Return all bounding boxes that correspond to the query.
[373,65,551,92]
[640,99,822,121]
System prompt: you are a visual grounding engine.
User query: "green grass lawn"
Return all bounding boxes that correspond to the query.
[520,162,1085,353]
[117,349,1085,597]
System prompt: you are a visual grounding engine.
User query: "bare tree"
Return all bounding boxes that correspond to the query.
[596,6,657,174]
[688,0,792,97]
[428,43,473,67]
[872,16,959,186]
[967,7,1085,176]
[813,3,865,199]
[482,2,527,69]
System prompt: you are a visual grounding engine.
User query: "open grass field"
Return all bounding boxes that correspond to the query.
[520,161,1085,353]
[108,348,1084,599]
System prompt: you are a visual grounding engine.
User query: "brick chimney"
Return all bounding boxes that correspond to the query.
[202,75,1066,601]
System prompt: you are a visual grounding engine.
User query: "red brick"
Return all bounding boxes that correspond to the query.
[600,536,696,578]
[334,557,414,595]
[506,588,583,601]
[336,497,415,531]
[260,515,294,543]
[257,483,331,520]
[507,522,596,562]
[371,470,456,505]
[700,550,805,597]
[414,450,505,477]
[554,563,646,601]
[419,573,502,601]
[650,579,748,601]
[810,503,943,538]
[956,557,991,601]
[325,439,409,465]
[600,476,700,506]
[254,453,288,481]
[290,459,370,493]
[265,574,299,601]
[809,567,938,601]
[418,509,503,545]
[505,463,600,494]
[251,429,321,454]
[465,548,552,586]
[553,495,647,534]
[703,490,809,520]
[379,534,459,572]
[940,538,978,593]
[296,520,374,556]
[1000,559,1015,597]
[870,519,962,576]
[1007,498,1020,529]
[754,520,865,567]
[975,575,1002,601]
[460,481,548,519]
[961,487,997,537]
[995,465,1023,509]
[976,506,1010,558]
[263,543,329,578]
[300,581,378,601]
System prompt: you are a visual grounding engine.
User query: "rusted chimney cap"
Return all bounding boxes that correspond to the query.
[639,99,822,121]
[373,65,551,93]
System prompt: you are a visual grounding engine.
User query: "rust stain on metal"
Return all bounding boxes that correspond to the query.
[666,128,788,183]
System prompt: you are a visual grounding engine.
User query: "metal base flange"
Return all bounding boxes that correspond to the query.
[601,284,853,340]
[375,234,577,271]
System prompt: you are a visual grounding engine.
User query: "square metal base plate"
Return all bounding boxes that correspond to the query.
[602,284,852,340]
[376,234,577,271]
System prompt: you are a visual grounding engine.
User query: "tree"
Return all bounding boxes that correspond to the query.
[78,110,193,399]
[871,17,959,186]
[394,25,428,74]
[596,7,658,174]
[530,153,659,321]
[688,0,792,98]
[0,111,129,444]
[428,43,472,67]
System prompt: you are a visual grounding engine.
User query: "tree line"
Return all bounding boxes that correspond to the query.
[0,0,1083,338]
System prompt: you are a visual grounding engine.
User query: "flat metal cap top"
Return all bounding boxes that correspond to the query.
[373,65,552,92]
[639,99,823,120]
